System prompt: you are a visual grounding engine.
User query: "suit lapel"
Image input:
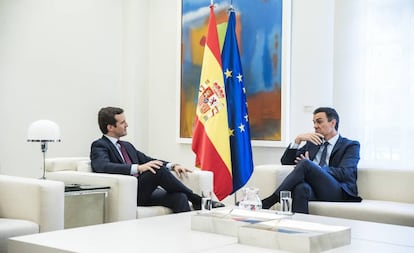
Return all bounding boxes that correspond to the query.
[329,135,343,164]
[102,136,124,163]
[330,136,343,156]
[122,141,139,164]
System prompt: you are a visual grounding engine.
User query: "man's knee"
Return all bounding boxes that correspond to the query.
[295,159,315,171]
[171,193,191,213]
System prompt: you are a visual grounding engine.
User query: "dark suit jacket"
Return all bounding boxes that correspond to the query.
[281,135,362,200]
[90,136,167,175]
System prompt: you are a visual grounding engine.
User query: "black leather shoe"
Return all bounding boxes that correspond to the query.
[192,201,201,210]
[192,198,224,210]
[212,201,225,208]
[261,196,277,209]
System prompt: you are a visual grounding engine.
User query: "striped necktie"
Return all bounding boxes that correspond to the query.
[319,142,329,167]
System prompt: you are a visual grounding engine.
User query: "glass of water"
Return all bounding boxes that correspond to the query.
[201,190,212,212]
[280,190,292,214]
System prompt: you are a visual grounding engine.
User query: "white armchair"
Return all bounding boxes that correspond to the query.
[0,175,64,253]
[45,157,214,222]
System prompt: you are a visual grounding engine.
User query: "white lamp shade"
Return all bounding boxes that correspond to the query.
[27,120,61,142]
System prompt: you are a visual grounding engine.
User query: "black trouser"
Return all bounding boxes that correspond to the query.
[136,166,198,213]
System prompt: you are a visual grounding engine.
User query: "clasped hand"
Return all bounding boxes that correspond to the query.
[138,160,192,177]
[171,164,193,178]
[295,132,324,146]
[138,160,163,174]
[294,132,324,164]
[295,151,310,164]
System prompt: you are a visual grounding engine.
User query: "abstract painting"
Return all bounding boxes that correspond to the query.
[179,0,291,146]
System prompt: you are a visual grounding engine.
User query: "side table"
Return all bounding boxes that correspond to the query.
[64,184,110,229]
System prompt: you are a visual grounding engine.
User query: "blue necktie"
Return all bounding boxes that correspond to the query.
[319,142,329,167]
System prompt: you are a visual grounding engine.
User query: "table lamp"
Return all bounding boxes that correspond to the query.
[27,120,61,179]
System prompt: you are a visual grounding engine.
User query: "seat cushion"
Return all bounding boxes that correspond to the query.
[0,218,39,252]
[45,157,90,172]
[136,206,173,218]
[309,200,414,226]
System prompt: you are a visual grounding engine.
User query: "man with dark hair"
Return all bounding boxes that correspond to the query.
[261,107,362,213]
[90,106,224,213]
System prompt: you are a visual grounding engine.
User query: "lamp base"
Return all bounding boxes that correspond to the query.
[39,143,47,180]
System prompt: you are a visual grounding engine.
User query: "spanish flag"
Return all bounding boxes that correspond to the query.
[192,4,232,200]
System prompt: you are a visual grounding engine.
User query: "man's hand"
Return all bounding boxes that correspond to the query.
[138,160,163,174]
[295,132,324,146]
[295,151,310,164]
[172,164,193,178]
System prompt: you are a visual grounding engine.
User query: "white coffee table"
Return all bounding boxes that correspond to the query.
[8,209,414,253]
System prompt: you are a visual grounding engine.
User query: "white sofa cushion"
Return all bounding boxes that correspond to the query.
[233,165,294,201]
[137,206,173,218]
[0,219,38,253]
[357,168,414,203]
[45,157,90,172]
[77,160,92,172]
[309,200,414,226]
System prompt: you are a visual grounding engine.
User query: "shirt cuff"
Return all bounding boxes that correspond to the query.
[166,162,178,170]
[289,142,299,149]
[130,164,138,175]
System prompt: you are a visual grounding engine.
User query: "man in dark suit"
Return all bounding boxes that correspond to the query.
[90,106,223,213]
[261,107,362,213]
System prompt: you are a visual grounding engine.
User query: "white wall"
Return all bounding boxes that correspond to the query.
[0,0,335,177]
[0,0,126,176]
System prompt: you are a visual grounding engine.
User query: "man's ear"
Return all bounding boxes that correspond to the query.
[106,124,113,133]
[330,119,337,129]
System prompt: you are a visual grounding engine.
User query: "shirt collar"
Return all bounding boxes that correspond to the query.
[326,133,339,146]
[104,135,119,146]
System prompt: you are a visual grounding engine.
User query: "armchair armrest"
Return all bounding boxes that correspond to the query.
[173,169,214,199]
[46,171,137,222]
[0,175,64,232]
[235,164,294,200]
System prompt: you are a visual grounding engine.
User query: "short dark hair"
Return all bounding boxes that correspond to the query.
[98,107,124,134]
[313,107,339,131]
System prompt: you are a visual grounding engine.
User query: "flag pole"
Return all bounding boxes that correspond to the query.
[234,193,238,205]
